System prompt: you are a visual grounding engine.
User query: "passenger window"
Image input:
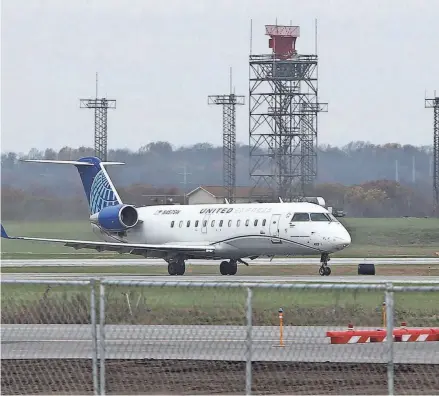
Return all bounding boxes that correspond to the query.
[219,220,223,227]
[187,220,190,227]
[262,219,266,226]
[171,221,174,228]
[310,213,330,222]
[179,221,183,228]
[203,220,207,227]
[211,220,215,227]
[195,220,199,227]
[245,219,249,226]
[237,220,241,227]
[291,213,310,222]
[228,220,232,227]
[254,219,258,226]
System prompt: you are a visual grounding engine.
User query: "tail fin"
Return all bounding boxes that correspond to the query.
[22,156,124,214]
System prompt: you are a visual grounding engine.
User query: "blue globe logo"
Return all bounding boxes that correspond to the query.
[90,170,118,214]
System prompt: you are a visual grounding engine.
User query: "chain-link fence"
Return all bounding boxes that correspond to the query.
[2,279,439,395]
[1,279,99,395]
[392,286,439,395]
[99,280,439,395]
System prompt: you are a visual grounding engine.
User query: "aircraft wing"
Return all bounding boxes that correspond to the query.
[1,225,215,255]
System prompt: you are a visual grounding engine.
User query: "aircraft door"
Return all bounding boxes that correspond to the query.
[269,214,282,243]
[201,213,211,234]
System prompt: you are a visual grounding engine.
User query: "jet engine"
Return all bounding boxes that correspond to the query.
[90,204,139,231]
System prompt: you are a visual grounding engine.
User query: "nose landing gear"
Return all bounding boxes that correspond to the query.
[319,253,331,276]
[220,260,237,275]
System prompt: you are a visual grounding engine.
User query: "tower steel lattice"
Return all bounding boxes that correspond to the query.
[249,24,328,201]
[208,75,245,203]
[79,74,116,161]
[425,96,439,215]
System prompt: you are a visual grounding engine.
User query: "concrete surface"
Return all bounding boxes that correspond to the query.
[2,324,438,364]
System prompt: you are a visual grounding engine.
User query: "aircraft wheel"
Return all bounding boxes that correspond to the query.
[176,261,186,276]
[319,266,325,276]
[325,266,331,276]
[228,260,237,275]
[220,261,229,275]
[168,262,178,276]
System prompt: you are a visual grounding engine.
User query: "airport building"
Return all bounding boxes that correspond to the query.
[186,186,273,205]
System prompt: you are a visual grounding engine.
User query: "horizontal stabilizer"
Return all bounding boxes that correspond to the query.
[22,159,93,166]
[100,162,125,166]
[22,156,125,214]
[21,159,125,166]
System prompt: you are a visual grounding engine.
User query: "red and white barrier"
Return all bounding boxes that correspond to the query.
[326,325,439,344]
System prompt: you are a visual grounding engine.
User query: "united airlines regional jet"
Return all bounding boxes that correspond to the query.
[0,157,351,276]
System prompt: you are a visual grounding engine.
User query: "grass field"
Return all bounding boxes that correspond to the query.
[2,282,438,326]
[1,217,439,259]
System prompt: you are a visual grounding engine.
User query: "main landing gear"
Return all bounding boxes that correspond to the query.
[220,260,237,276]
[319,253,331,276]
[167,258,185,276]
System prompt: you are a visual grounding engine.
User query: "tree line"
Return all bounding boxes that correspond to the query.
[1,141,435,220]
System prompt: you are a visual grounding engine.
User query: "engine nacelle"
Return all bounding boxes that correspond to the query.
[90,204,139,231]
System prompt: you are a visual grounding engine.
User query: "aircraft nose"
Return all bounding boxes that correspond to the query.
[338,229,351,247]
[332,228,351,250]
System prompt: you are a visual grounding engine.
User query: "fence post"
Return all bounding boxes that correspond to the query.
[385,283,394,396]
[90,279,99,395]
[99,282,106,395]
[245,287,253,396]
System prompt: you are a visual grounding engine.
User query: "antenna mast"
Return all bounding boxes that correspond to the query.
[425,94,439,215]
[208,68,245,203]
[79,73,116,161]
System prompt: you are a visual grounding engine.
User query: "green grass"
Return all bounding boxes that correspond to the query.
[1,217,439,259]
[1,221,97,258]
[2,283,438,326]
[339,217,439,257]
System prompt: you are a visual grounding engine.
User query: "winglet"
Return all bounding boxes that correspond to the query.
[1,224,10,239]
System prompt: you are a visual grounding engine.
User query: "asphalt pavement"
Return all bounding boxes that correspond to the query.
[2,257,439,267]
[2,324,438,364]
[3,273,439,283]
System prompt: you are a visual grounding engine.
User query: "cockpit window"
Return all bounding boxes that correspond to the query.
[328,213,340,222]
[310,213,331,221]
[291,213,310,222]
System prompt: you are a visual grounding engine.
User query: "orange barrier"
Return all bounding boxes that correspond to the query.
[326,325,439,344]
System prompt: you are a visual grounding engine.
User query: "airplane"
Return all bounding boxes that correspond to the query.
[0,156,352,276]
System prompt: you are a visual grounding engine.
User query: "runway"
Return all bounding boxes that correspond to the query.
[2,273,439,285]
[2,324,438,364]
[2,257,439,267]
[3,273,439,283]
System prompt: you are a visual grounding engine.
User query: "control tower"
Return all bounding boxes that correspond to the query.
[249,24,328,201]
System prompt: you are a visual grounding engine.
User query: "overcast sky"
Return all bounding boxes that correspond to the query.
[1,0,439,154]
